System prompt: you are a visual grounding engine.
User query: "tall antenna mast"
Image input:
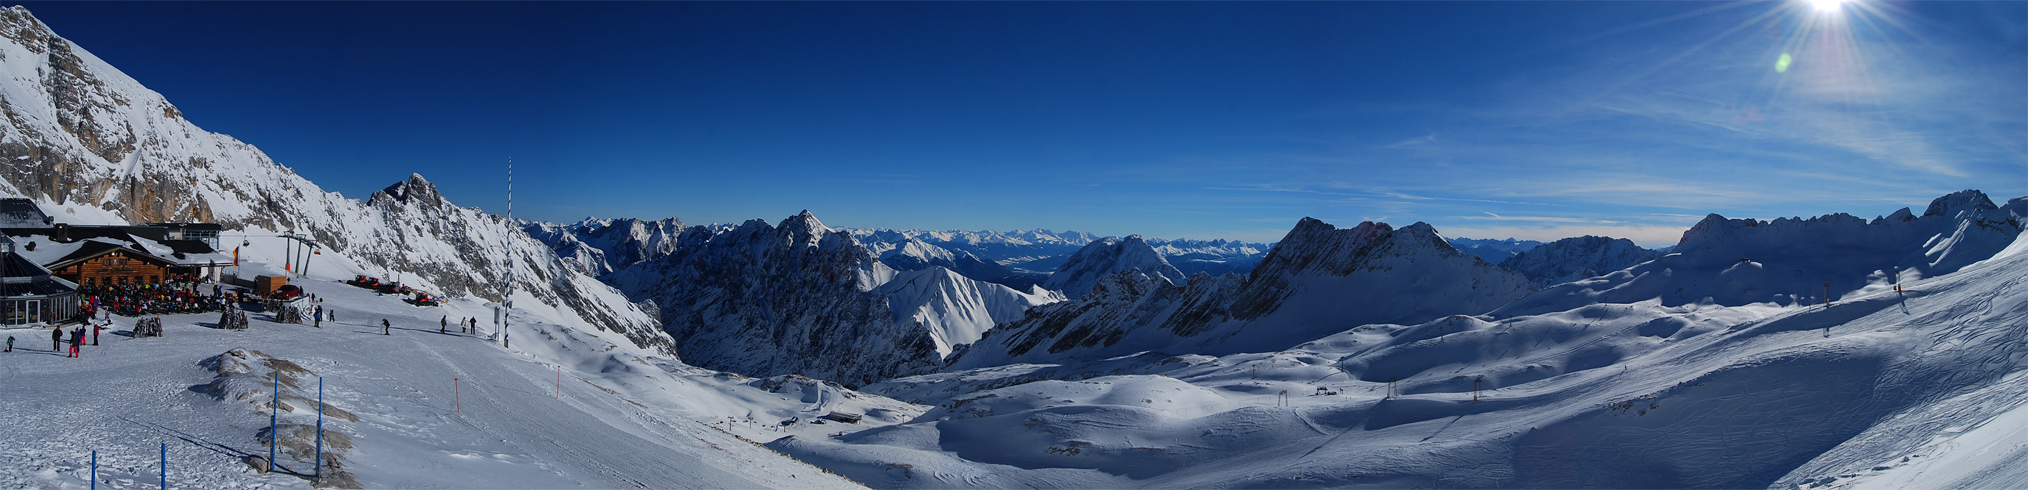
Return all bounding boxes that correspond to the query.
[502,157,513,348]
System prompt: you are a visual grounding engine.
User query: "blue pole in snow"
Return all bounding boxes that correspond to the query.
[161,443,167,489]
[91,450,96,490]
[316,377,324,479]
[271,371,278,470]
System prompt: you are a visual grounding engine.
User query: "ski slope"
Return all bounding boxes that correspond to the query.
[0,263,865,489]
[776,230,2028,489]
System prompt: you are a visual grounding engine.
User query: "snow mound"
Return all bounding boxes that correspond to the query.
[204,348,362,488]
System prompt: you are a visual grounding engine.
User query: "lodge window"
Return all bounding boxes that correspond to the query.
[149,275,159,284]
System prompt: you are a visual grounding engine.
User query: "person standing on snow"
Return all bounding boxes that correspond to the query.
[5,335,13,352]
[68,327,81,358]
[440,315,447,334]
[92,323,101,346]
[51,327,61,352]
[382,319,390,335]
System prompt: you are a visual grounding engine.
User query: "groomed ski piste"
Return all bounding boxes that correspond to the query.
[0,244,877,489]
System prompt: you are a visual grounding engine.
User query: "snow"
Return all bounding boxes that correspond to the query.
[0,268,864,489]
[1040,235,1185,299]
[4,5,2028,488]
[875,267,1062,357]
[775,205,2028,489]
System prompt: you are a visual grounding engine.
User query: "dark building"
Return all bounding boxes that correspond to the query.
[0,235,79,326]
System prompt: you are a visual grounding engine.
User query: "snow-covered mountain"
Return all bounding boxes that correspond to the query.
[1145,237,1271,277]
[0,7,668,353]
[847,228,1098,274]
[1498,235,1664,288]
[1495,190,2027,318]
[876,266,1063,358]
[950,218,1533,368]
[607,211,1058,387]
[777,196,2028,490]
[1448,237,1544,263]
[522,217,683,278]
[846,227,1270,279]
[1040,235,1187,299]
[875,237,1025,288]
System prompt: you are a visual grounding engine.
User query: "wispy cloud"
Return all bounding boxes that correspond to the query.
[1462,212,1607,224]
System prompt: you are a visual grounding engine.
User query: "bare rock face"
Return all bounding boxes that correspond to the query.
[610,212,929,387]
[609,211,1058,387]
[523,216,685,278]
[0,6,669,354]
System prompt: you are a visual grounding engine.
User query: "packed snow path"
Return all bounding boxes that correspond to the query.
[0,277,861,489]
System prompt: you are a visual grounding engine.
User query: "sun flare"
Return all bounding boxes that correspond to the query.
[1806,0,1846,14]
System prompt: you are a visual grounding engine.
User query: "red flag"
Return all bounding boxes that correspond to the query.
[233,247,239,266]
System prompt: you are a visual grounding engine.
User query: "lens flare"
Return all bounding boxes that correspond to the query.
[1806,0,1845,14]
[1776,53,1794,73]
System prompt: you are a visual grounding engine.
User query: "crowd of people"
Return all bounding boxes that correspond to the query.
[77,281,230,318]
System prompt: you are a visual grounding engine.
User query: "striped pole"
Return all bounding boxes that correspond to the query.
[316,377,324,479]
[270,371,278,469]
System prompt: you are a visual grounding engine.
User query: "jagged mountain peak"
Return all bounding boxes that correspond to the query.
[369,173,445,207]
[1041,232,1185,299]
[1924,189,1997,218]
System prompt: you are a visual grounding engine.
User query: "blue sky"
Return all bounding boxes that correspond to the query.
[19,1,2026,246]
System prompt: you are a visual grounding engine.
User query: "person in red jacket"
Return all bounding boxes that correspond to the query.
[92,323,102,346]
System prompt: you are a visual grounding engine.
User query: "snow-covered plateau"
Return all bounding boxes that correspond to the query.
[5,4,2028,489]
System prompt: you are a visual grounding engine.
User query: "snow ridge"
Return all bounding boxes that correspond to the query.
[1495,190,2027,317]
[1041,235,1186,299]
[876,237,1023,288]
[1498,235,1663,288]
[1448,237,1545,263]
[523,216,684,278]
[951,218,1532,368]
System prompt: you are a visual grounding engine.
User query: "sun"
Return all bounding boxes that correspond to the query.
[1805,0,1846,14]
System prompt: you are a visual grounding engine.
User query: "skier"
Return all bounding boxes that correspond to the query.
[5,335,12,352]
[68,327,81,358]
[92,323,101,346]
[441,315,447,334]
[382,319,390,335]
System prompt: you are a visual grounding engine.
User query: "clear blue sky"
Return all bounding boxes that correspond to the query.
[18,1,2026,246]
